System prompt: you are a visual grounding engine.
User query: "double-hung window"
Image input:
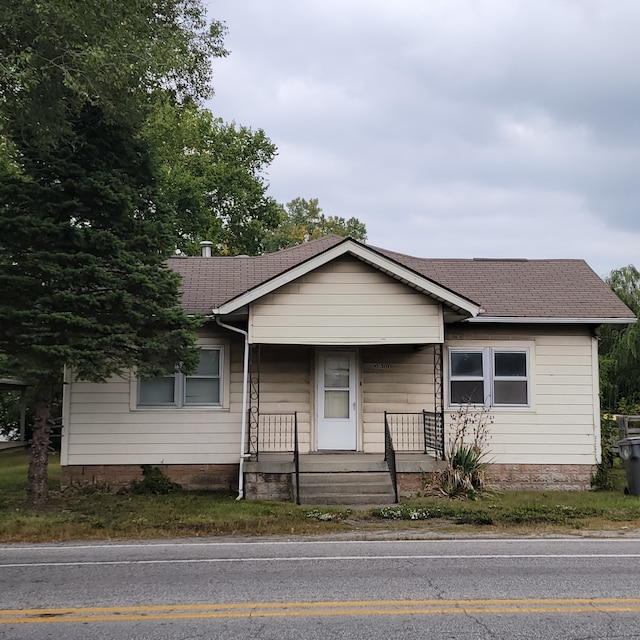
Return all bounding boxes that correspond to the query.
[449,348,529,407]
[138,347,223,407]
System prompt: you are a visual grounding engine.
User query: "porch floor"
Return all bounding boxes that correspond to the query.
[244,452,443,474]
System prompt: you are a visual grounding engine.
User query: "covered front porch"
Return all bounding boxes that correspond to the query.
[242,343,447,504]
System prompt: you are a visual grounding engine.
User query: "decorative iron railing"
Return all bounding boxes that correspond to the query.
[249,412,300,503]
[383,412,399,503]
[250,412,298,459]
[293,414,300,505]
[423,410,445,460]
[384,411,445,459]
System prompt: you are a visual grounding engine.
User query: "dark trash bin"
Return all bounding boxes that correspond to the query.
[618,437,640,496]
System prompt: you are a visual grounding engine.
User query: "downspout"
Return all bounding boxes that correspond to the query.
[215,315,250,500]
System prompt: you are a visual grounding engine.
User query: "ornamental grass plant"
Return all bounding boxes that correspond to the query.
[430,403,493,499]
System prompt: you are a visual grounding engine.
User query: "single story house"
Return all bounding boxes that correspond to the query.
[61,236,635,503]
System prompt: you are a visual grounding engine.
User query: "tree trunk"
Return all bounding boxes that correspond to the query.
[27,376,55,509]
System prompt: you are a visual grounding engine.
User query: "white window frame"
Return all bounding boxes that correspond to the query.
[448,347,530,408]
[135,345,226,409]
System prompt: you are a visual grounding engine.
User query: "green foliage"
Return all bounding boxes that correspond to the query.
[0,0,227,143]
[143,99,280,256]
[439,445,489,498]
[599,265,640,411]
[129,466,182,495]
[0,106,200,384]
[0,391,23,440]
[592,413,618,491]
[262,197,368,253]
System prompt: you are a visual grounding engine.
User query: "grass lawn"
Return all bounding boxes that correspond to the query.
[2,449,640,542]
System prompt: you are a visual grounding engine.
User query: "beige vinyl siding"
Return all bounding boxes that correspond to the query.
[256,345,312,453]
[445,326,599,465]
[249,255,443,345]
[241,345,437,455]
[360,345,435,453]
[62,331,245,466]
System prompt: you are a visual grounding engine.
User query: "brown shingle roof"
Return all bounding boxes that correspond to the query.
[169,236,635,321]
[169,235,344,314]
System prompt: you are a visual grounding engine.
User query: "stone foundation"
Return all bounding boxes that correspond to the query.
[61,464,238,492]
[244,472,293,501]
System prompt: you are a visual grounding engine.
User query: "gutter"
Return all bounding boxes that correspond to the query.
[466,316,636,324]
[214,315,250,501]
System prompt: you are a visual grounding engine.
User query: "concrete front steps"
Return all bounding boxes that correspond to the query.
[297,471,396,506]
[244,452,443,504]
[297,454,395,505]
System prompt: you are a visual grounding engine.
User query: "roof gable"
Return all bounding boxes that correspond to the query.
[213,238,482,317]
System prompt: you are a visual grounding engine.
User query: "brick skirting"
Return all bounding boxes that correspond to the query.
[62,462,594,497]
[61,464,238,492]
[486,463,594,491]
[399,463,594,495]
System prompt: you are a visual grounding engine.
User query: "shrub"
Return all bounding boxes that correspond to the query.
[129,465,182,495]
[591,413,617,491]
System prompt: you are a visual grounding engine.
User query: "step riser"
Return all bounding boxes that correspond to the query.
[301,494,395,506]
[299,485,394,495]
[299,463,389,473]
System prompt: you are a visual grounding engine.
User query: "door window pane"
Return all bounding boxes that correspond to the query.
[325,390,349,418]
[324,357,349,388]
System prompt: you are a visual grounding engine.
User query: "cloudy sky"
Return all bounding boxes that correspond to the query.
[206,0,640,276]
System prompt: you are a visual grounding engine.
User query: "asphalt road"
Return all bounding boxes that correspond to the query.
[2,536,640,639]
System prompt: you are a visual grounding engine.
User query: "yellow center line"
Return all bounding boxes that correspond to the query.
[3,598,640,625]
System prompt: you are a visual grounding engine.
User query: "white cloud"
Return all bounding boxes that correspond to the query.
[207,0,640,273]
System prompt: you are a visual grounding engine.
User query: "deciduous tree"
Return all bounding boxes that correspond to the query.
[143,99,280,256]
[599,265,640,412]
[263,197,367,252]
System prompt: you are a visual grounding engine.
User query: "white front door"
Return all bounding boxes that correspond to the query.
[316,351,357,450]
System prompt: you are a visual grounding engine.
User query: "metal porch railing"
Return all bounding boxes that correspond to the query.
[383,412,399,503]
[384,410,445,460]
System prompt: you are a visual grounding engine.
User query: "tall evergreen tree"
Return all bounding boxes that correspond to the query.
[0,106,200,506]
[0,0,223,506]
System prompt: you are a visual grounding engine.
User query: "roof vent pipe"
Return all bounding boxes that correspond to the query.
[199,241,213,257]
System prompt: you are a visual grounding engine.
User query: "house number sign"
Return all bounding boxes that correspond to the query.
[373,363,392,369]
